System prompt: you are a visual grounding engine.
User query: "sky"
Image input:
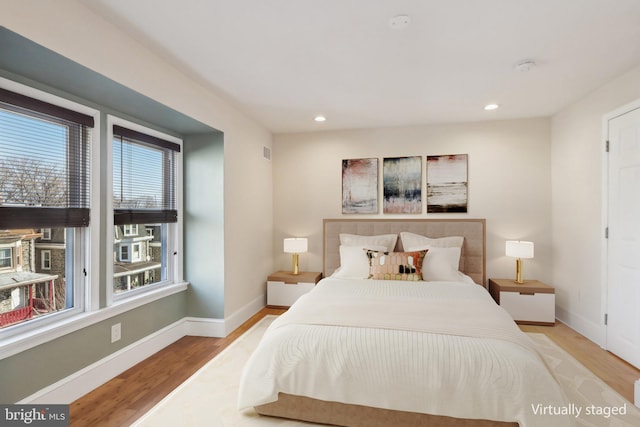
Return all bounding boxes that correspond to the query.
[113,138,164,209]
[0,109,68,170]
[1,107,165,209]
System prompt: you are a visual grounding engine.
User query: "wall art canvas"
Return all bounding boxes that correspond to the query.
[427,154,468,213]
[342,158,378,214]
[383,156,422,214]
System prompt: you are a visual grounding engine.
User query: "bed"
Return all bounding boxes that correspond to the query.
[238,219,572,427]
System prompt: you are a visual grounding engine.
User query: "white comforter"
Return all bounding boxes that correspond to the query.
[238,278,574,427]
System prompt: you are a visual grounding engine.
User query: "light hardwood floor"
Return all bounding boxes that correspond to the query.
[69,309,639,426]
[519,321,639,405]
[69,308,285,427]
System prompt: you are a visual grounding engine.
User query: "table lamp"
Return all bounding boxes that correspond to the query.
[505,240,534,284]
[284,237,308,275]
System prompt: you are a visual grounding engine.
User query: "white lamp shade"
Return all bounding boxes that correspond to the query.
[505,240,534,259]
[284,238,308,254]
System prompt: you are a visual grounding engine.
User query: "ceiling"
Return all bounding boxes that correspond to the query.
[81,0,640,134]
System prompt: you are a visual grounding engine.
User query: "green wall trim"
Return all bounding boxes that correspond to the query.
[0,292,187,403]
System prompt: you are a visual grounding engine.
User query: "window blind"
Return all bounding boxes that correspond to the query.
[112,125,179,225]
[0,88,93,228]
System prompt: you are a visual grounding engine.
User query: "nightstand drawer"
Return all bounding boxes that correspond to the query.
[267,281,315,307]
[500,291,555,324]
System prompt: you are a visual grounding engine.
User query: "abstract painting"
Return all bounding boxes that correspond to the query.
[383,156,422,214]
[342,158,378,214]
[427,154,468,213]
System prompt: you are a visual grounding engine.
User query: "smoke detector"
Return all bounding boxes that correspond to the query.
[389,15,410,30]
[514,59,536,72]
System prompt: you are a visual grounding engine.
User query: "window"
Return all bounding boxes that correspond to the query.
[119,245,130,262]
[117,242,142,263]
[0,86,93,329]
[132,243,141,262]
[41,228,51,240]
[123,224,138,236]
[111,120,181,296]
[41,250,51,270]
[0,248,11,269]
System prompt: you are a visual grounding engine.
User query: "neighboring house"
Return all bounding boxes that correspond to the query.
[113,224,161,293]
[1,223,164,325]
[34,227,66,284]
[0,229,59,327]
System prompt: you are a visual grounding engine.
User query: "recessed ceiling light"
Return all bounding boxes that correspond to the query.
[484,104,499,111]
[389,15,410,30]
[314,115,326,122]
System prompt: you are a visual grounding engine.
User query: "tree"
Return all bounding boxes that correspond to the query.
[0,157,67,206]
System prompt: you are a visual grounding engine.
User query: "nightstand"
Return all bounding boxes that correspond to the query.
[488,278,555,325]
[267,271,322,308]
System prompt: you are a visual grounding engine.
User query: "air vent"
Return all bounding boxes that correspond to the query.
[263,146,271,160]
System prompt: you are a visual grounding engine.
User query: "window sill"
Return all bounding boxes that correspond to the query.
[0,281,188,360]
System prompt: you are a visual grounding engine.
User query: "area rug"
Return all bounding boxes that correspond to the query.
[132,315,640,426]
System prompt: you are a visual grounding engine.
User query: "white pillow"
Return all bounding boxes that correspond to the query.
[339,233,398,252]
[420,246,462,282]
[400,232,463,250]
[333,245,386,279]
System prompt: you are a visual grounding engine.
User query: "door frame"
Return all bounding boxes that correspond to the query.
[601,98,640,351]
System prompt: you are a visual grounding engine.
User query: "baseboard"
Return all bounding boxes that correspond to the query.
[18,294,267,404]
[184,317,225,337]
[635,379,639,408]
[224,293,266,336]
[19,318,188,404]
[555,305,605,347]
[184,293,265,337]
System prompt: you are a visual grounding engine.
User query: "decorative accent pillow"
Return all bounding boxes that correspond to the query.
[340,233,398,252]
[333,244,387,279]
[366,250,427,281]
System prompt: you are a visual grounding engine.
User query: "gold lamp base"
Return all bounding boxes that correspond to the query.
[514,258,524,283]
[291,253,300,275]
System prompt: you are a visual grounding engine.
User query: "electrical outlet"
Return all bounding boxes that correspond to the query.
[111,323,121,343]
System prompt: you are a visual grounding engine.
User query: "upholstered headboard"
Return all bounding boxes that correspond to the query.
[323,218,486,286]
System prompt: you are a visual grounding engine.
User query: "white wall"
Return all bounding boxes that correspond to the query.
[1,0,273,322]
[273,118,552,284]
[222,118,273,318]
[551,63,640,345]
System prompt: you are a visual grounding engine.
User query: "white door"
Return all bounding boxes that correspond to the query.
[606,106,640,369]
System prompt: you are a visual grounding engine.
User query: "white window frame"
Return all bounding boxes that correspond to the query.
[123,225,138,236]
[131,243,142,262]
[41,250,51,270]
[117,243,141,263]
[41,228,52,240]
[106,115,183,305]
[0,78,189,361]
[119,245,130,262]
[0,247,12,270]
[0,76,99,348]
